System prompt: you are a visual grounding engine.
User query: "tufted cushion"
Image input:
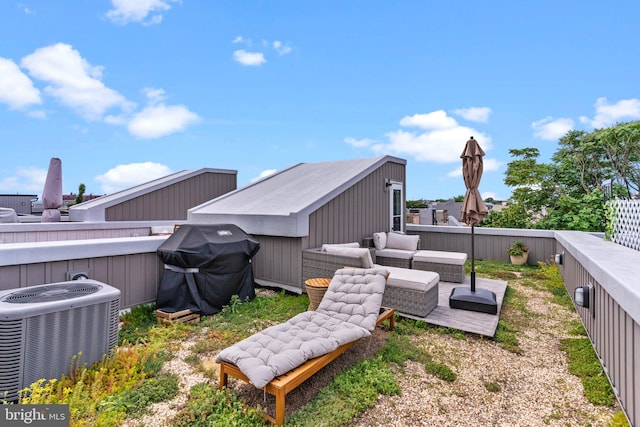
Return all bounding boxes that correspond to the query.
[386,232,419,251]
[316,267,387,331]
[323,246,374,268]
[373,232,387,250]
[216,268,387,388]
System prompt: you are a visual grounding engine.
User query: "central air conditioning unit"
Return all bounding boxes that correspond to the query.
[0,280,120,401]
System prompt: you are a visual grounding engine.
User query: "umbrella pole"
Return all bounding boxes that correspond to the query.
[471,224,476,292]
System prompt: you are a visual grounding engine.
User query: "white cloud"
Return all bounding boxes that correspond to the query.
[344,137,376,148]
[0,57,41,110]
[142,87,167,105]
[232,36,245,44]
[447,157,501,178]
[532,116,574,140]
[20,43,132,121]
[273,41,292,55]
[128,103,199,139]
[250,169,277,183]
[399,110,458,130]
[95,162,172,194]
[106,0,180,25]
[579,97,640,128]
[453,107,491,123]
[483,158,502,172]
[0,166,47,194]
[481,191,498,201]
[233,50,266,66]
[367,110,491,163]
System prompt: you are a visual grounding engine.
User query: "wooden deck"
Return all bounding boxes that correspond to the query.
[398,276,507,337]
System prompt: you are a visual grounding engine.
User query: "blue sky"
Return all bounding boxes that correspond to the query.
[1,1,639,201]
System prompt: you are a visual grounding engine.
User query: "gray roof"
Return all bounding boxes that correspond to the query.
[69,168,236,222]
[188,156,406,237]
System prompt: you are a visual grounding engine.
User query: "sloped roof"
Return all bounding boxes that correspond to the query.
[69,168,236,222]
[188,156,406,237]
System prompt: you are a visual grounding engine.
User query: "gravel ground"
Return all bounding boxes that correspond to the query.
[121,283,620,426]
[353,282,619,427]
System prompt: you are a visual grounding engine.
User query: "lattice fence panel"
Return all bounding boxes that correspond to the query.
[610,199,640,251]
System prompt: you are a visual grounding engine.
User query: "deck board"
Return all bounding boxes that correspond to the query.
[398,276,507,337]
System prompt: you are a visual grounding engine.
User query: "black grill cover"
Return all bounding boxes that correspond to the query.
[156,224,260,315]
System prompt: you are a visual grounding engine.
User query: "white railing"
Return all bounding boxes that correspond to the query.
[608,199,640,251]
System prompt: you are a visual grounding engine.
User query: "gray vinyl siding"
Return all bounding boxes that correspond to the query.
[105,172,236,221]
[558,243,639,427]
[407,226,557,265]
[0,195,36,215]
[0,253,163,309]
[251,235,303,292]
[0,225,153,244]
[307,161,405,248]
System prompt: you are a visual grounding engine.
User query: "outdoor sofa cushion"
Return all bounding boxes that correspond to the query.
[385,232,420,251]
[216,268,388,388]
[374,248,415,260]
[321,242,360,251]
[323,246,375,268]
[373,232,419,252]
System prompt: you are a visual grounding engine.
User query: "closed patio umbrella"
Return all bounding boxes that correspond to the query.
[449,137,497,314]
[41,157,62,223]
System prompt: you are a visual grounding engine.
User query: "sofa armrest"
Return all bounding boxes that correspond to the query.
[302,248,375,283]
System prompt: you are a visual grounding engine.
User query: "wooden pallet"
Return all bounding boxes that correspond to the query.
[155,308,200,325]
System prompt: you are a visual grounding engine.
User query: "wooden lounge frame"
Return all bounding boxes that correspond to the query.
[218,307,395,425]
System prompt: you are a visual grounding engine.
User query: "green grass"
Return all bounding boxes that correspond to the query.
[118,303,157,345]
[101,373,179,419]
[484,382,501,392]
[560,338,615,406]
[173,384,265,427]
[286,357,400,426]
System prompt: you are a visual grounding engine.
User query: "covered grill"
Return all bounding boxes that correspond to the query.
[156,224,260,315]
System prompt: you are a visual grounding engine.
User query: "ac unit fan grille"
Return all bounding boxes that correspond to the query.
[2,283,100,304]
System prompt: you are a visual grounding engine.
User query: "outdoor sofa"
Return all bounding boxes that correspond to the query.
[372,232,467,283]
[302,244,439,317]
[216,267,394,425]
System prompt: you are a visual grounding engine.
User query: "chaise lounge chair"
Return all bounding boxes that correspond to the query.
[216,267,394,425]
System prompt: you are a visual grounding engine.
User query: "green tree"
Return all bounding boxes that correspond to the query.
[480,121,640,231]
[75,183,86,205]
[406,199,429,208]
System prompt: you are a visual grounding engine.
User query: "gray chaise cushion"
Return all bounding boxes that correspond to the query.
[216,268,387,388]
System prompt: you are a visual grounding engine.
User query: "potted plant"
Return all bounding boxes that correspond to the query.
[508,241,529,265]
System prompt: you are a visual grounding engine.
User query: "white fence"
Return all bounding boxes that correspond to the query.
[609,199,640,251]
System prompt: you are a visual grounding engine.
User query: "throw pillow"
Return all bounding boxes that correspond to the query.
[372,232,387,250]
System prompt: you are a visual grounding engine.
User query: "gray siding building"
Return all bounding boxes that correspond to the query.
[188,156,407,293]
[69,168,236,222]
[0,195,37,215]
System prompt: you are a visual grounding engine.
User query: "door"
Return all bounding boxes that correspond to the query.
[389,182,403,232]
